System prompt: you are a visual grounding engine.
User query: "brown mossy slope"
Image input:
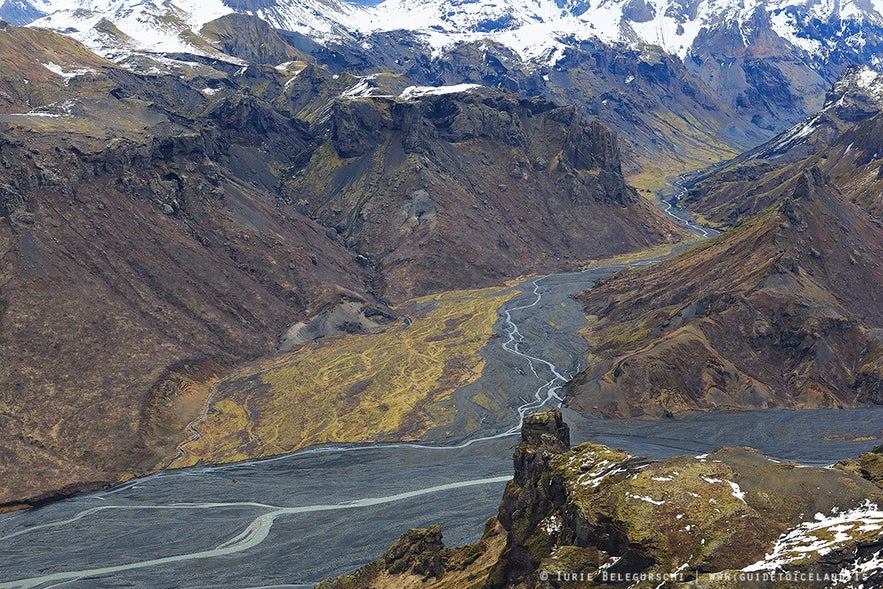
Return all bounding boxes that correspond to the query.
[0,26,377,506]
[318,410,883,589]
[0,22,689,506]
[0,23,114,114]
[568,167,883,417]
[839,445,883,490]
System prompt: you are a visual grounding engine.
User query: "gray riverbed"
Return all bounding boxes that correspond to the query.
[1,203,881,588]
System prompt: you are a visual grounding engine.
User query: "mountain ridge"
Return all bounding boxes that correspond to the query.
[568,165,883,417]
[10,0,883,183]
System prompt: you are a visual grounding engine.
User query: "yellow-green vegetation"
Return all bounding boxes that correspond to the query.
[626,111,741,198]
[172,286,517,467]
[858,448,883,488]
[581,236,700,270]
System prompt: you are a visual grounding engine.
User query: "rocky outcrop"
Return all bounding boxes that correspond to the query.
[296,87,686,301]
[839,446,883,490]
[200,13,304,65]
[684,67,883,225]
[486,411,572,588]
[318,410,883,588]
[0,24,383,507]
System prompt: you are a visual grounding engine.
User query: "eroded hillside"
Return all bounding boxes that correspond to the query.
[0,22,685,505]
[568,167,883,417]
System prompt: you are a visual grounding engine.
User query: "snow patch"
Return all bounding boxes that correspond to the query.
[539,514,562,535]
[627,492,665,505]
[727,480,746,503]
[743,501,883,572]
[400,83,480,100]
[41,61,95,85]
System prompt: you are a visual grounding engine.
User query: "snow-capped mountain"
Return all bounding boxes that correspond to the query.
[11,0,883,64]
[8,0,883,171]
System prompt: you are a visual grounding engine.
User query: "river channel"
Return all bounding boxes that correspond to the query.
[1,198,882,588]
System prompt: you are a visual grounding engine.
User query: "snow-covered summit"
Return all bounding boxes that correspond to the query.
[832,64,883,99]
[9,0,883,67]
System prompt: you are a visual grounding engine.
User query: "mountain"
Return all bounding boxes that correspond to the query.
[0,24,386,505]
[15,0,883,187]
[21,0,883,125]
[567,166,883,417]
[286,85,686,300]
[0,0,44,24]
[684,65,883,225]
[318,410,883,589]
[0,21,686,505]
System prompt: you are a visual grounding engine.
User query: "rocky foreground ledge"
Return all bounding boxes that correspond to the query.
[317,410,883,588]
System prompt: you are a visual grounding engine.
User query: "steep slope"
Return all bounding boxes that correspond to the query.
[319,410,883,589]
[0,26,380,506]
[285,86,687,301]
[0,21,112,114]
[568,167,883,417]
[23,0,883,189]
[300,35,755,189]
[840,445,883,490]
[685,66,883,225]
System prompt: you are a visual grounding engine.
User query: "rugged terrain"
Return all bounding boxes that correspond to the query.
[12,0,883,190]
[684,66,883,225]
[568,166,883,417]
[287,85,685,300]
[0,20,686,506]
[318,410,883,588]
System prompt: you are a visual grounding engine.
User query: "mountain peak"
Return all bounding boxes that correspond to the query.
[791,165,826,201]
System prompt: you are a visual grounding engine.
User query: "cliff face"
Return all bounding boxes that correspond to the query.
[319,410,883,589]
[288,88,685,301]
[568,167,883,417]
[0,25,379,505]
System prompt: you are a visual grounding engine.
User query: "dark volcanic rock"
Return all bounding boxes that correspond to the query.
[294,87,685,301]
[319,411,883,589]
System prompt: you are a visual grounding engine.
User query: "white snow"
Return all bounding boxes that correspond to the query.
[770,9,824,56]
[627,492,665,505]
[539,514,562,535]
[9,111,62,118]
[743,501,883,572]
[561,449,634,493]
[400,83,480,99]
[41,61,95,84]
[727,480,746,503]
[31,0,235,59]
[343,78,376,98]
[22,0,883,84]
